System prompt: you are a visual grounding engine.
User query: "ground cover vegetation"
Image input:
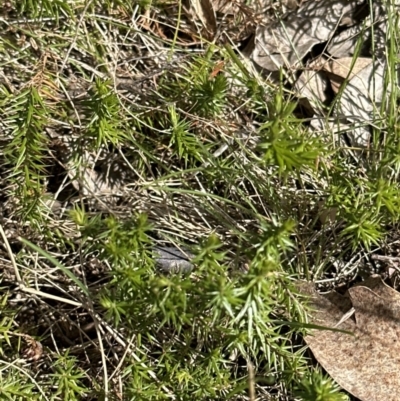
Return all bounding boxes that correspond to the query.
[0,0,399,400]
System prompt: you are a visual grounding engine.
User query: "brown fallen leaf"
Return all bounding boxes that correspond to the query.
[301,276,400,401]
[300,55,388,147]
[317,57,373,94]
[21,335,43,362]
[251,0,360,71]
[209,60,225,80]
[295,65,330,116]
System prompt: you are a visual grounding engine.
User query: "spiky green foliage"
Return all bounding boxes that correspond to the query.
[295,369,349,401]
[0,0,399,400]
[87,215,309,399]
[2,87,50,226]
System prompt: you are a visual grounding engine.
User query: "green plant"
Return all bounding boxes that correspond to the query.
[2,87,50,227]
[83,78,128,149]
[0,0,399,399]
[49,352,88,401]
[257,91,322,173]
[295,369,349,401]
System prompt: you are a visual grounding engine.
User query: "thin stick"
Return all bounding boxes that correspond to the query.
[0,224,22,283]
[247,360,256,401]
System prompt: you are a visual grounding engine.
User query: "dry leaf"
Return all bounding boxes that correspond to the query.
[327,2,389,58]
[209,60,225,79]
[248,0,394,149]
[318,57,373,94]
[295,67,330,116]
[251,0,360,71]
[333,59,387,146]
[21,336,43,362]
[301,276,400,401]
[301,56,388,147]
[154,246,194,273]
